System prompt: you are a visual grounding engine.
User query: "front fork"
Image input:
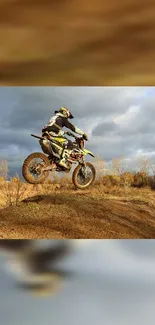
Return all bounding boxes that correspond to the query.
[81,153,86,162]
[78,156,86,167]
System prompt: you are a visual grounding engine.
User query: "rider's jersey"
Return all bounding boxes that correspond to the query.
[42,113,84,136]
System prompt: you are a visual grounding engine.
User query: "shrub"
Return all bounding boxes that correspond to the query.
[101,175,112,187]
[0,174,27,206]
[0,176,5,183]
[133,172,149,188]
[149,175,155,190]
[102,173,133,188]
[108,174,121,186]
[0,160,8,180]
[120,172,134,187]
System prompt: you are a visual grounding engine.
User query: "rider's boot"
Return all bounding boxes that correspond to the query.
[58,148,70,169]
[58,156,69,169]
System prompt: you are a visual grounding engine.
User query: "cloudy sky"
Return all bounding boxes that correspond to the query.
[0,239,155,325]
[0,86,155,176]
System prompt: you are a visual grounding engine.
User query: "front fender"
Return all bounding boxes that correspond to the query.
[83,148,95,158]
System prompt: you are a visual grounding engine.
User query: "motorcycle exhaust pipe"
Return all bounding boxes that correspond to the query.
[42,166,54,171]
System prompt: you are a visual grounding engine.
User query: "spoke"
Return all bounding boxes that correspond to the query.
[77,166,93,186]
[28,158,47,180]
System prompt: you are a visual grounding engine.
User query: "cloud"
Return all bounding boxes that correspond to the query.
[113,105,140,126]
[92,121,117,136]
[0,86,155,175]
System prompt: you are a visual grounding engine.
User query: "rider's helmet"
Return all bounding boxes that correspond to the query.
[55,107,74,119]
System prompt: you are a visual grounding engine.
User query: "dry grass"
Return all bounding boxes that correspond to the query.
[0,175,28,207]
[0,174,155,239]
[1,156,155,239]
[0,0,155,85]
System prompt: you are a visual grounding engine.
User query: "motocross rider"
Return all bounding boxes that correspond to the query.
[41,107,88,169]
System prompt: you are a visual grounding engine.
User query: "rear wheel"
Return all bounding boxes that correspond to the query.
[22,152,51,184]
[72,162,96,189]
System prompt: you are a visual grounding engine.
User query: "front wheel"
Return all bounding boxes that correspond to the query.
[22,152,51,184]
[72,162,96,189]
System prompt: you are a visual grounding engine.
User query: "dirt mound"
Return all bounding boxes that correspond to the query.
[0,0,155,85]
[0,187,155,239]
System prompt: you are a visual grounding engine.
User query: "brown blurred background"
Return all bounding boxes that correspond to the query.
[0,0,155,85]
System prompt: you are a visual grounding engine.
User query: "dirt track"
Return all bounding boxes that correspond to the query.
[0,186,155,239]
[0,0,155,85]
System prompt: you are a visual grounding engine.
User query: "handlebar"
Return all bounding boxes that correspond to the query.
[64,131,88,141]
[64,131,77,138]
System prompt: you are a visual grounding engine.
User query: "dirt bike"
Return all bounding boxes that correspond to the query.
[22,131,96,189]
